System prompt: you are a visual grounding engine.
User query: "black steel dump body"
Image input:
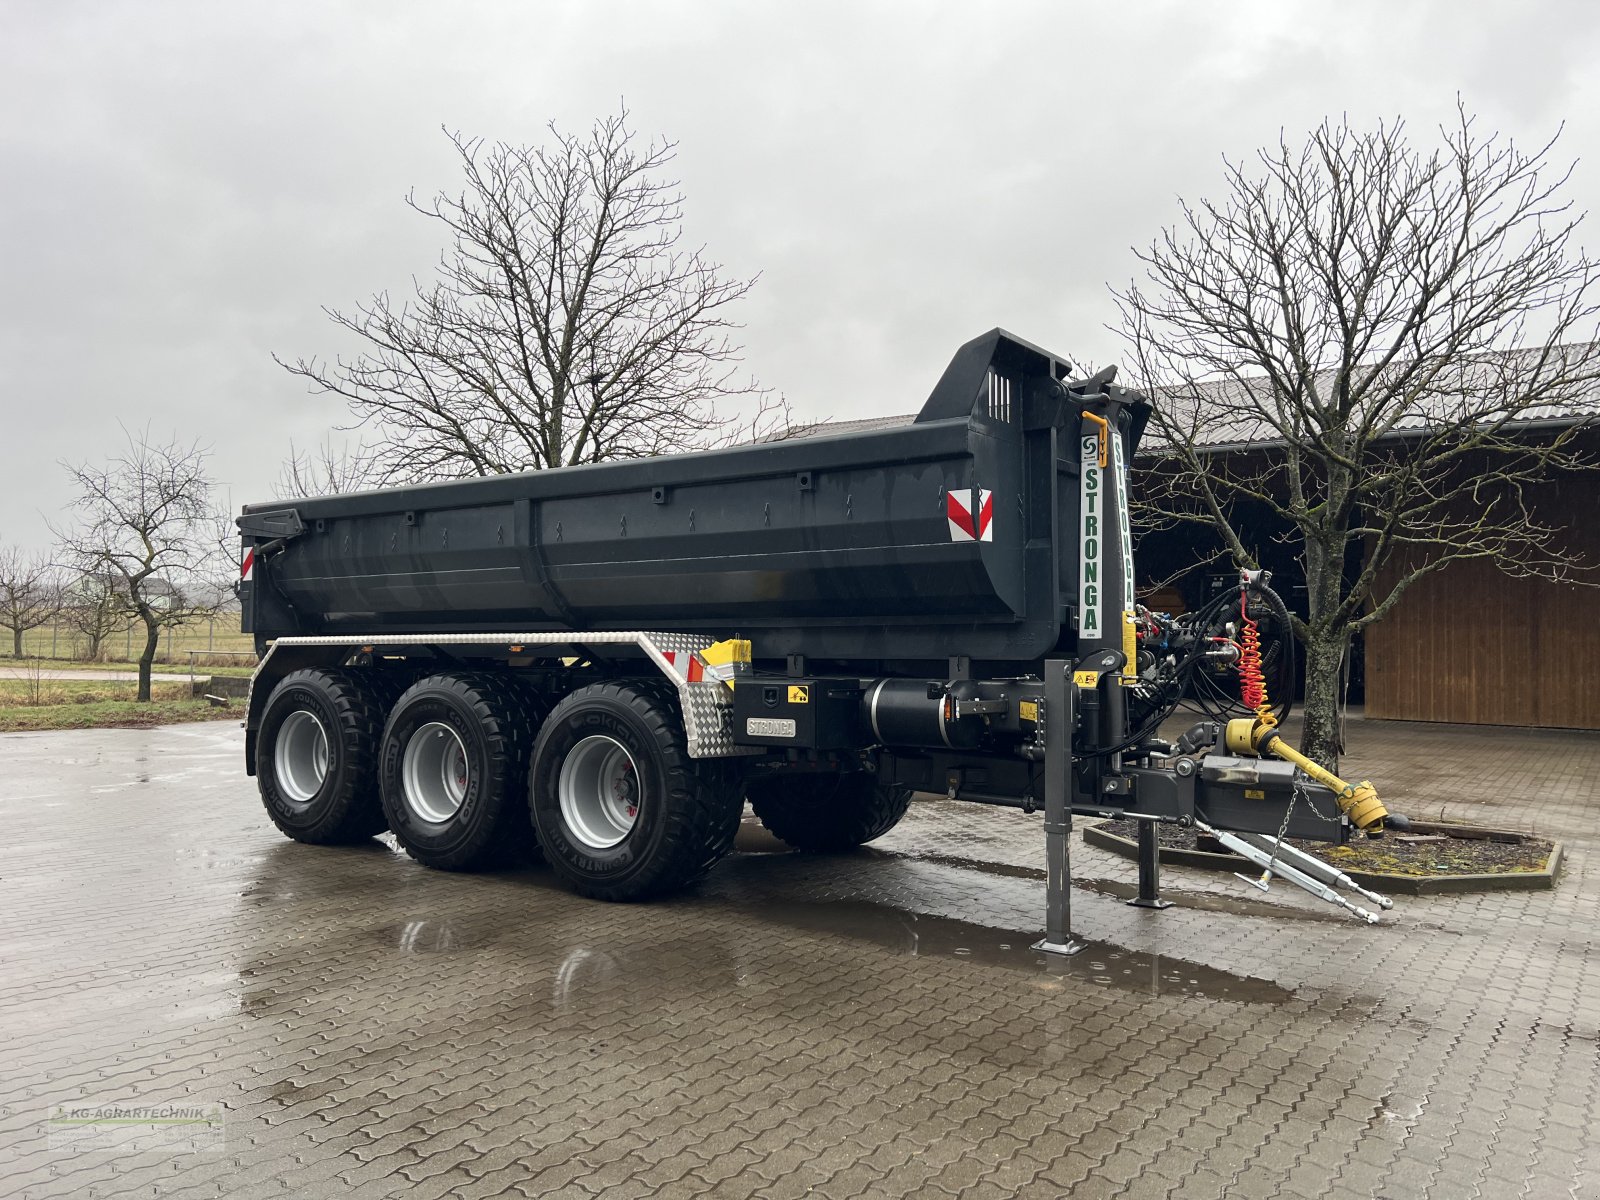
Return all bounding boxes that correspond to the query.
[242,330,1148,669]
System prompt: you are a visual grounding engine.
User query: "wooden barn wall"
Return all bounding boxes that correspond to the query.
[1364,468,1600,730]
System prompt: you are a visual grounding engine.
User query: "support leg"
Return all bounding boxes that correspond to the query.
[1128,820,1172,909]
[1033,659,1085,956]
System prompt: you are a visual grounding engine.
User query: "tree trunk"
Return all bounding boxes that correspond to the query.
[10,627,21,658]
[137,619,160,702]
[87,630,103,662]
[1299,632,1349,772]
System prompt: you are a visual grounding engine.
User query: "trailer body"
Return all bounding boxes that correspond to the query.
[239,329,1385,937]
[243,330,1140,669]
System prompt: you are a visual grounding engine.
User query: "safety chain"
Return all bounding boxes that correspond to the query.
[1260,773,1301,881]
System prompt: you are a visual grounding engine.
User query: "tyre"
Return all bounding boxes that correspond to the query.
[256,668,392,844]
[747,772,913,852]
[529,680,740,901]
[379,672,542,871]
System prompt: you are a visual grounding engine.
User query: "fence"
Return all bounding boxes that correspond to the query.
[9,617,256,666]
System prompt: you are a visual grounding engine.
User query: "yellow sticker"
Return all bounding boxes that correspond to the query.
[787,685,810,704]
[1244,788,1265,800]
[1073,670,1100,688]
[1018,700,1038,722]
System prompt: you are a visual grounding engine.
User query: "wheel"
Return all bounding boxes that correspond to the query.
[256,669,392,844]
[529,680,740,901]
[379,672,542,871]
[747,772,913,852]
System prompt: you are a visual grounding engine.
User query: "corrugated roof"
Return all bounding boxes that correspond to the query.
[1145,342,1600,451]
[763,343,1600,453]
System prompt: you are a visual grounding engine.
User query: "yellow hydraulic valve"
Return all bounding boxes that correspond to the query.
[1224,718,1389,832]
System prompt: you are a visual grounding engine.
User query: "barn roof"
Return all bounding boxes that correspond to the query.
[1145,341,1600,452]
[769,343,1600,452]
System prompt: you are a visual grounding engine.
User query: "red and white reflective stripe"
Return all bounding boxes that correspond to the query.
[946,488,993,542]
[241,548,256,581]
[661,650,705,683]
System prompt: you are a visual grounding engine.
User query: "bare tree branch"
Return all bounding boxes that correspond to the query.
[276,108,774,485]
[274,436,385,500]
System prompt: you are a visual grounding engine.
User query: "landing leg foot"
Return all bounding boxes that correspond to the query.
[1031,936,1087,956]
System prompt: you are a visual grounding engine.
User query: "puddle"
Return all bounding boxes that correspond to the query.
[734,820,793,855]
[1370,1093,1426,1131]
[871,848,1047,882]
[378,919,474,953]
[872,848,1352,923]
[1075,877,1351,924]
[741,898,1293,1004]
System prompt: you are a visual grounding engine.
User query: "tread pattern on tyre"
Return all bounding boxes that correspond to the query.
[533,678,739,901]
[257,667,394,844]
[748,772,913,853]
[382,671,544,871]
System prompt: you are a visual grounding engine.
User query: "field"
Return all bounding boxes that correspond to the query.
[0,677,238,733]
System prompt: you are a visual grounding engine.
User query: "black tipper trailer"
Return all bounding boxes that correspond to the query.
[239,329,1398,945]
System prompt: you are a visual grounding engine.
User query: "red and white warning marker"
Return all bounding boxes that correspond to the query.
[946,488,993,542]
[660,649,706,683]
[241,548,256,582]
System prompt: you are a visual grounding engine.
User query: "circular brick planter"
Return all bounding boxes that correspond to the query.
[1082,819,1562,895]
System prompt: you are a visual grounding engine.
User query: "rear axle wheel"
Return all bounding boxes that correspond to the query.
[530,681,740,901]
[747,772,912,852]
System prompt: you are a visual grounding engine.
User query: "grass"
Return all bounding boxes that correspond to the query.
[0,678,240,733]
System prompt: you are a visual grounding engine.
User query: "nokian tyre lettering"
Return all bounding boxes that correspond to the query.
[256,668,393,844]
[747,772,913,852]
[380,672,544,871]
[530,679,740,901]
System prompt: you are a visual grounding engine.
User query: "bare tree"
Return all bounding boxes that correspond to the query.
[1116,105,1600,769]
[0,543,62,658]
[274,436,383,499]
[277,109,780,485]
[61,570,129,662]
[56,430,227,700]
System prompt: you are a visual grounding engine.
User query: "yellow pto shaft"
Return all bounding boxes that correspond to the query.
[1224,718,1389,831]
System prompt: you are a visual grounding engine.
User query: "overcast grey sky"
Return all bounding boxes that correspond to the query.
[3,0,1598,552]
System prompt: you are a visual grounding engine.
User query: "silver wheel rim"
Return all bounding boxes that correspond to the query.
[401,722,471,824]
[275,709,329,804]
[559,735,640,850]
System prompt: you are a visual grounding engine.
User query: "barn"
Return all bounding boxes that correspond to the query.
[782,361,1600,732]
[1130,365,1600,732]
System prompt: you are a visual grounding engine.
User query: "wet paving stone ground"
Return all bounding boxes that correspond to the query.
[1,715,1597,1198]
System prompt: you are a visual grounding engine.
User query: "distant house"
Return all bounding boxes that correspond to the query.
[67,572,187,611]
